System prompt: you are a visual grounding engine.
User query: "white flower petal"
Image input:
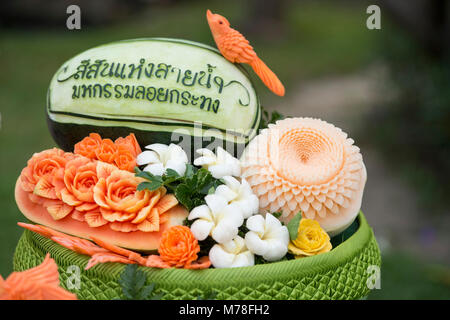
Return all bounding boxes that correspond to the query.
[193,156,215,166]
[145,143,168,158]
[165,159,186,176]
[205,194,228,213]
[212,218,239,243]
[221,204,244,227]
[222,176,241,191]
[222,237,239,253]
[246,215,265,235]
[188,205,212,220]
[214,185,237,202]
[245,231,268,256]
[196,148,215,158]
[265,213,283,232]
[262,239,288,261]
[190,219,214,241]
[143,163,165,176]
[208,164,231,179]
[248,195,260,216]
[209,244,236,268]
[168,144,188,163]
[215,147,229,162]
[230,161,242,177]
[136,150,159,166]
[232,251,255,268]
[233,235,246,249]
[235,200,254,219]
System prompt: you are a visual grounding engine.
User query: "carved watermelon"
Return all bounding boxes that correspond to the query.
[15,179,188,252]
[47,38,261,158]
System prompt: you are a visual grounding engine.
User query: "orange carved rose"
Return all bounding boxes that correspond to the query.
[94,138,117,164]
[158,225,200,268]
[75,133,141,172]
[114,133,141,157]
[53,157,107,227]
[114,145,137,172]
[74,133,102,159]
[19,148,73,197]
[93,168,165,232]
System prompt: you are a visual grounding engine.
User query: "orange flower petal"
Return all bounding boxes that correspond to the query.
[46,202,73,220]
[114,146,136,172]
[84,210,108,228]
[158,226,200,268]
[96,161,117,180]
[34,177,58,199]
[155,194,178,215]
[76,202,98,212]
[100,207,135,222]
[28,193,46,205]
[136,208,160,232]
[74,133,102,159]
[60,188,83,207]
[71,210,85,222]
[114,133,142,157]
[95,139,117,163]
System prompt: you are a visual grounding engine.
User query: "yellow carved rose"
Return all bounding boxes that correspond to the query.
[288,218,332,258]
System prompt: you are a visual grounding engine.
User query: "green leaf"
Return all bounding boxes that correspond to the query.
[118,264,146,300]
[287,212,302,241]
[175,183,194,210]
[117,264,164,300]
[165,168,180,179]
[137,283,155,300]
[137,180,163,191]
[134,167,155,180]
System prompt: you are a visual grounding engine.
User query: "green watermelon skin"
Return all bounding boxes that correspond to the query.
[13,213,381,300]
[46,115,255,159]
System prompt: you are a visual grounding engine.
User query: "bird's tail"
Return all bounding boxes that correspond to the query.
[250,56,285,96]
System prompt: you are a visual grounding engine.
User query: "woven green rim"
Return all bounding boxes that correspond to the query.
[14,212,381,300]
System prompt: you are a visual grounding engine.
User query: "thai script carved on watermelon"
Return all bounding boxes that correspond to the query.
[56,59,250,109]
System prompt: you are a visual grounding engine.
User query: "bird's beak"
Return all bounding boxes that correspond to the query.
[206,9,213,20]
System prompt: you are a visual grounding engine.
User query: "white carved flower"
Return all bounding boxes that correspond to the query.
[188,194,244,244]
[209,236,254,268]
[137,143,188,176]
[244,213,289,261]
[193,147,241,179]
[214,176,259,218]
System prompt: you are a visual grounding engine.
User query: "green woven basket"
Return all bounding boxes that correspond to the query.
[13,212,381,300]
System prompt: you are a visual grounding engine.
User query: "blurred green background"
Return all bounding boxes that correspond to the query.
[1,0,449,299]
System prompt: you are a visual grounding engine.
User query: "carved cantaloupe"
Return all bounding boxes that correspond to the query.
[240,117,367,236]
[15,179,188,252]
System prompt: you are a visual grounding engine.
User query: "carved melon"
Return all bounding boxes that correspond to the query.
[47,38,261,157]
[15,179,188,252]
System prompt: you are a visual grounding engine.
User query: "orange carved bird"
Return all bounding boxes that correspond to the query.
[0,253,77,300]
[206,9,285,97]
